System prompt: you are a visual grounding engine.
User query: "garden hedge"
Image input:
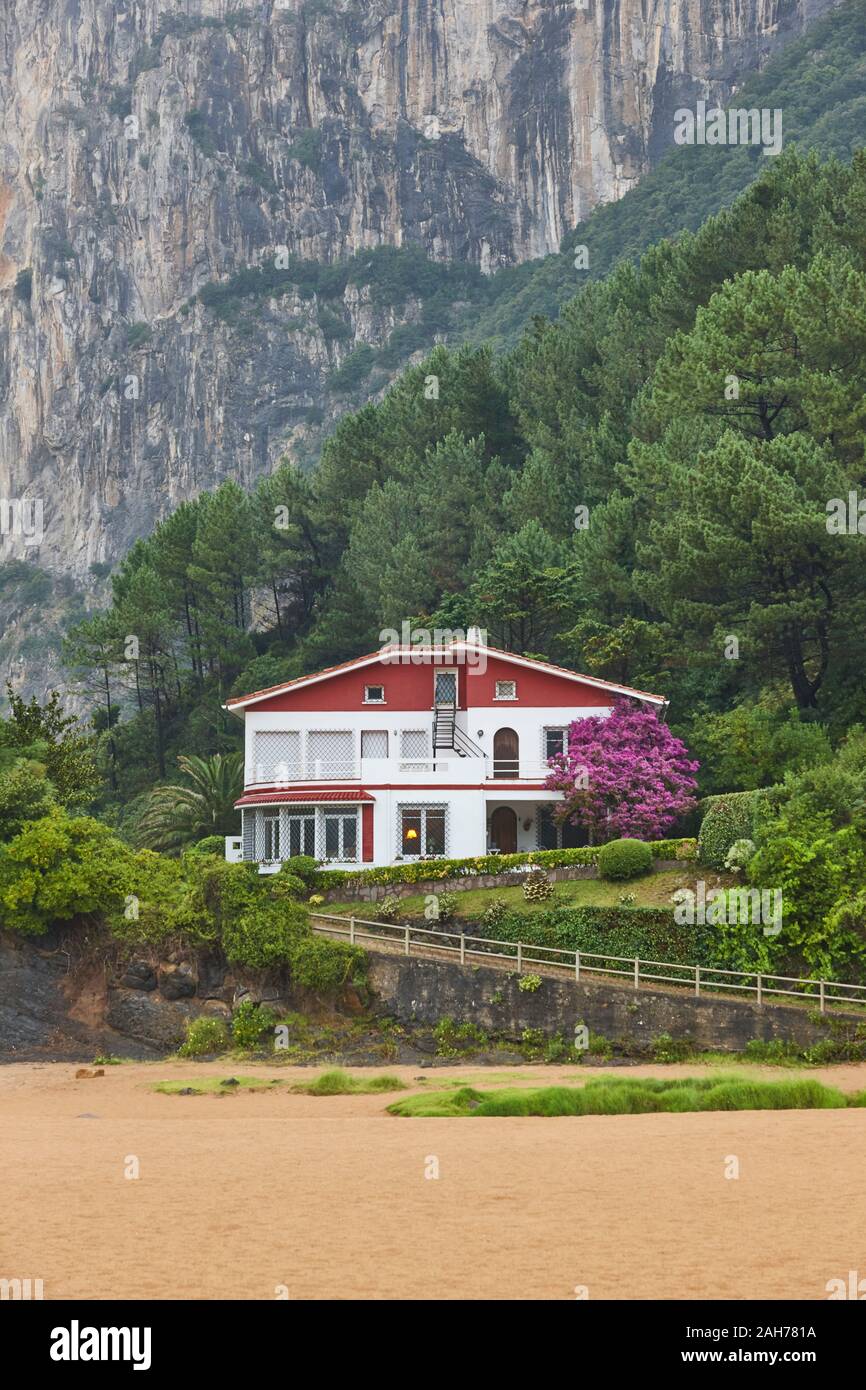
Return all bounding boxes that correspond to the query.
[476,905,712,967]
[313,838,697,892]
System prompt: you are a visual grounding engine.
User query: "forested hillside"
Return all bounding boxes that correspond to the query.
[61,140,866,833]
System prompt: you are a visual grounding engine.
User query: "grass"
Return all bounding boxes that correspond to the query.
[154,1069,407,1097]
[387,1074,865,1118]
[323,869,705,921]
[290,1068,407,1096]
[155,1076,284,1095]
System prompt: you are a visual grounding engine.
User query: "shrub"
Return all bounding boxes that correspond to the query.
[481,898,509,931]
[221,898,308,969]
[287,936,367,991]
[597,838,653,881]
[698,791,763,870]
[376,894,403,922]
[280,855,319,885]
[435,892,459,922]
[187,835,226,858]
[231,1000,278,1050]
[523,867,554,901]
[178,1016,229,1058]
[518,973,542,992]
[271,873,307,900]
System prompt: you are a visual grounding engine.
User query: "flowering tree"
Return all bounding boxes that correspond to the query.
[544,698,699,841]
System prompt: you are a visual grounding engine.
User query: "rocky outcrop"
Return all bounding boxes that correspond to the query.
[0,0,841,693]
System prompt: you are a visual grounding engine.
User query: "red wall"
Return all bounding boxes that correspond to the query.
[246,653,616,712]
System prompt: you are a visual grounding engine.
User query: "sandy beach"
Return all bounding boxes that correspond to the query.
[2,1059,865,1301]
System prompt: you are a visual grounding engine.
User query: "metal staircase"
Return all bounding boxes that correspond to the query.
[432,703,484,759]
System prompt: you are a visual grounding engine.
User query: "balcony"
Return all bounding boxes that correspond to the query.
[243,756,554,789]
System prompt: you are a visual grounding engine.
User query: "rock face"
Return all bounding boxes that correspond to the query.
[0,0,839,691]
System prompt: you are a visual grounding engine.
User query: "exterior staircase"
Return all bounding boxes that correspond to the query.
[432,703,485,759]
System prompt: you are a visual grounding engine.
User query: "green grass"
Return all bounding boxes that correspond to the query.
[387,1074,863,1118]
[323,869,697,921]
[290,1068,407,1096]
[154,1075,284,1095]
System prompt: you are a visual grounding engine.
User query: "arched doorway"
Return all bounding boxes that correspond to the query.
[493,727,519,779]
[490,806,518,854]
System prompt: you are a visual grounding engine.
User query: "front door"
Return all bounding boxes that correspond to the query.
[493,727,519,778]
[490,806,518,854]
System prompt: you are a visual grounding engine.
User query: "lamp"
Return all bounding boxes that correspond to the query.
[405,828,419,840]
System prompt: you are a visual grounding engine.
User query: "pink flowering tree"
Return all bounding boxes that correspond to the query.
[544,698,699,841]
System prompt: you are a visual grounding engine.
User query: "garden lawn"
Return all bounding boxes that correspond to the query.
[320,869,729,922]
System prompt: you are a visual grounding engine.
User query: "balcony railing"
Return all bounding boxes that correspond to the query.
[243,756,554,789]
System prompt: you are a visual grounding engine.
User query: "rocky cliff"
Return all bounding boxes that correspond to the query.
[0,0,839,694]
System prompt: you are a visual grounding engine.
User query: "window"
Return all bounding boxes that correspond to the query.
[399,805,447,857]
[400,729,429,768]
[364,685,386,703]
[537,807,588,850]
[286,814,315,858]
[544,727,567,761]
[307,730,355,779]
[494,680,517,700]
[434,671,457,706]
[253,731,301,783]
[323,812,358,862]
[361,730,389,759]
[263,813,280,861]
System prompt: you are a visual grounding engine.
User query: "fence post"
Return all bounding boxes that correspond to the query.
[819,980,825,1014]
[460,932,465,965]
[517,942,523,974]
[405,925,410,957]
[756,973,762,1007]
[634,957,639,990]
[349,916,355,946]
[575,951,580,982]
[695,965,700,998]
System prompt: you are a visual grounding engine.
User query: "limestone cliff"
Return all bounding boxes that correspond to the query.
[0,0,839,693]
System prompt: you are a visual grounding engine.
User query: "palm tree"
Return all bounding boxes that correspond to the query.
[136,752,244,853]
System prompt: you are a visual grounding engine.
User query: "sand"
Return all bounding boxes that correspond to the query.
[2,1059,865,1301]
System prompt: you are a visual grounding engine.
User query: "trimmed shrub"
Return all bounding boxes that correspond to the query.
[271,873,307,900]
[479,904,709,966]
[187,835,226,858]
[281,855,319,885]
[698,792,761,870]
[597,838,653,881]
[523,868,554,901]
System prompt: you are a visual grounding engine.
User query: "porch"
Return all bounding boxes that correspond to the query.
[485,797,589,856]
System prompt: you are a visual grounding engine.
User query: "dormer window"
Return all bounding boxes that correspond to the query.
[364,684,386,703]
[494,680,517,701]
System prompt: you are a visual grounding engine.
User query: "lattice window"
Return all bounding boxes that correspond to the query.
[308,729,355,780]
[395,802,448,858]
[242,808,256,861]
[252,731,301,784]
[361,730,389,759]
[243,805,360,863]
[542,726,568,764]
[536,805,589,850]
[399,728,429,769]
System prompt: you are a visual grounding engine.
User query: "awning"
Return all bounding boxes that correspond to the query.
[235,789,375,808]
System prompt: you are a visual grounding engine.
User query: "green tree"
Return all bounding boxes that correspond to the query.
[136,753,243,853]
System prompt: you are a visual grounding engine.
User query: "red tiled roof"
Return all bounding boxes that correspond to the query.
[234,789,375,807]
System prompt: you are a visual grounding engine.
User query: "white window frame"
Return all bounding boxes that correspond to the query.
[322,811,359,863]
[543,726,568,761]
[433,670,458,706]
[363,684,386,704]
[263,812,281,862]
[494,679,517,701]
[396,803,448,859]
[361,730,389,759]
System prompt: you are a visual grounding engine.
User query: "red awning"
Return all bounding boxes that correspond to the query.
[235,789,375,807]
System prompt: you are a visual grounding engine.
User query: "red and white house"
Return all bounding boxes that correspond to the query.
[223,632,666,870]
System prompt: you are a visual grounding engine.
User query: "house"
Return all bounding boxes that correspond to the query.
[223,631,666,870]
